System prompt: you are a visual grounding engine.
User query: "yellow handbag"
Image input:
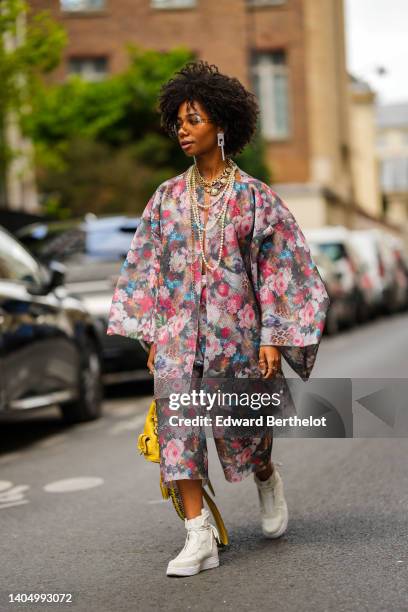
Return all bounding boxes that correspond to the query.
[137,399,229,547]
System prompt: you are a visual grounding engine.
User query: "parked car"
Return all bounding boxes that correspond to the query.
[309,243,350,335]
[350,229,408,315]
[0,225,103,423]
[347,230,387,318]
[382,233,408,312]
[303,226,367,328]
[16,215,151,385]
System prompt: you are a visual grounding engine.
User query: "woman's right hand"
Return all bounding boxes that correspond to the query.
[147,343,156,375]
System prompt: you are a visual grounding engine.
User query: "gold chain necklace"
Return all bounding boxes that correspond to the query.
[194,159,235,196]
[192,162,236,213]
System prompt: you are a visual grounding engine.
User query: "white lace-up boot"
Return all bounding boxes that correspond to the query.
[166,507,220,577]
[254,466,289,538]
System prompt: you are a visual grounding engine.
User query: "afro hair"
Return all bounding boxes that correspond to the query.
[158,60,259,157]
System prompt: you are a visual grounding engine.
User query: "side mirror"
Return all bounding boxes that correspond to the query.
[27,260,66,295]
[46,260,66,291]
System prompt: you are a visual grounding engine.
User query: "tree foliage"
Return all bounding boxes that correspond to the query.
[0,0,66,180]
[27,45,271,217]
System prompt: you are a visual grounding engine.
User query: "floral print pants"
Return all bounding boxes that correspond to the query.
[157,283,273,486]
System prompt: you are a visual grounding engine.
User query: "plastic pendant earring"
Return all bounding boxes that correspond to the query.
[217,132,225,161]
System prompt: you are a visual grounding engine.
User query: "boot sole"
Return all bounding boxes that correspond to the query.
[166,555,219,577]
[262,510,289,539]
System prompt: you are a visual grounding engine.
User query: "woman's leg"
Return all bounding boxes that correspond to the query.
[160,283,212,520]
[174,359,206,519]
[255,460,274,481]
[156,367,208,518]
[175,479,203,519]
[173,284,209,519]
[213,428,274,483]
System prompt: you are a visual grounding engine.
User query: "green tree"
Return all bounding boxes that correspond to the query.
[28,45,270,217]
[0,0,66,205]
[28,46,194,216]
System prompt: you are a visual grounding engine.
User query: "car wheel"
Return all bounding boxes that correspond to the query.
[345,295,359,329]
[356,297,369,324]
[60,337,103,424]
[325,309,340,335]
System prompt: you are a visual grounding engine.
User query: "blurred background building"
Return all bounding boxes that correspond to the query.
[376,102,408,243]
[0,0,403,247]
[26,0,404,240]
[348,76,382,226]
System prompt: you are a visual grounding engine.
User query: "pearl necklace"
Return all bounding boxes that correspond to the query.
[189,166,235,232]
[189,163,236,234]
[187,162,237,281]
[194,181,230,210]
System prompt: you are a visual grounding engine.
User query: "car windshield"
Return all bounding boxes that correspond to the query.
[17,217,140,284]
[17,217,139,264]
[317,242,347,262]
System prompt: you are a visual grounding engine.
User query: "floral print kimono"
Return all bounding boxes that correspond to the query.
[106,164,330,485]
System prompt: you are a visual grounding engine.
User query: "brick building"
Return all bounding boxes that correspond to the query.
[29,0,387,230]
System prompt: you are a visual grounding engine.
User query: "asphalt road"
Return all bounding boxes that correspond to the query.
[1,312,408,612]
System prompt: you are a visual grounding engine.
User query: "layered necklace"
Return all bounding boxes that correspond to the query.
[187,158,237,301]
[195,158,236,196]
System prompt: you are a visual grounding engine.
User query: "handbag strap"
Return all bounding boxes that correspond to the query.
[202,488,229,546]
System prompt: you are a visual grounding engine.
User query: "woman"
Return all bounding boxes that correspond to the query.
[107,61,330,577]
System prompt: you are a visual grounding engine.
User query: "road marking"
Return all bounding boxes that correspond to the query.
[43,477,104,493]
[0,481,30,510]
[0,452,23,465]
[35,433,68,449]
[106,404,140,418]
[0,500,29,509]
[109,414,146,435]
[0,480,13,491]
[77,420,105,431]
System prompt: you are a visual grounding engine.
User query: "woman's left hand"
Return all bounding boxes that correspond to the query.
[258,345,281,378]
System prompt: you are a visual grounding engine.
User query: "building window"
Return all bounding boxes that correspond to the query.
[247,0,286,6]
[251,51,291,140]
[68,57,108,81]
[151,0,196,9]
[61,0,105,11]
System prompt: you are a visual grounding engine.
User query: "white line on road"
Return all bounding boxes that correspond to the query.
[0,452,23,465]
[34,433,68,449]
[109,414,146,435]
[106,404,143,418]
[0,500,29,510]
[0,480,13,491]
[0,481,30,510]
[43,477,104,493]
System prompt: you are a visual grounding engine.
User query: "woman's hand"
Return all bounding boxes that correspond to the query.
[259,345,281,378]
[147,343,156,375]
